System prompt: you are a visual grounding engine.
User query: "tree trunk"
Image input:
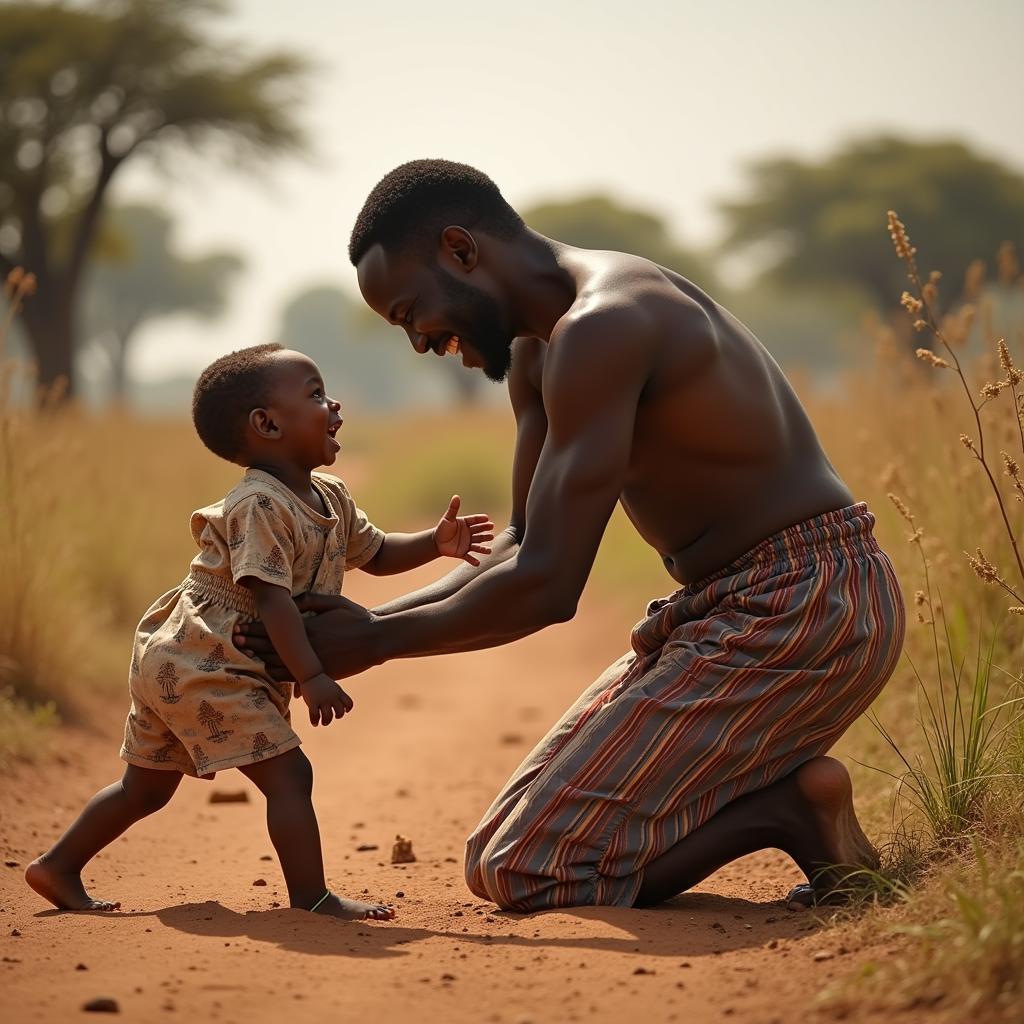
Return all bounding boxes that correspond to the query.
[110,331,131,403]
[18,292,76,402]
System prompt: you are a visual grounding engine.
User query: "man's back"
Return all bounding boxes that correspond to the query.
[521,247,853,586]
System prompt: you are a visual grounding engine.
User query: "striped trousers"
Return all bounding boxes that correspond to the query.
[464,503,905,911]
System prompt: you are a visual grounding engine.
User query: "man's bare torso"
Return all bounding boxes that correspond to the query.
[514,249,853,587]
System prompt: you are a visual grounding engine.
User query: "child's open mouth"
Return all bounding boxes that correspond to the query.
[327,421,342,449]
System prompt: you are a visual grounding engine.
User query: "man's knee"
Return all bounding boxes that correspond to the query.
[464,838,521,908]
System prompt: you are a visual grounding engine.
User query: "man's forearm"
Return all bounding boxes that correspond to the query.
[250,584,324,683]
[373,547,573,661]
[371,528,519,616]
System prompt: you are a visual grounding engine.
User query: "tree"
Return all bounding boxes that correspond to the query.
[156,661,180,703]
[85,204,243,399]
[522,194,718,291]
[718,136,1024,311]
[0,0,308,398]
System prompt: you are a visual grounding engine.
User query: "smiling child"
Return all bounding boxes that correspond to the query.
[26,342,493,921]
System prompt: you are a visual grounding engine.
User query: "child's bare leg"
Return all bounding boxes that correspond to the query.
[239,747,393,921]
[26,765,182,911]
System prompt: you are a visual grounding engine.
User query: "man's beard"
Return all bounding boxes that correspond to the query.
[436,270,513,383]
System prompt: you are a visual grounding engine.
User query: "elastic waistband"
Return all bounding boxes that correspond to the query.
[686,502,879,594]
[182,568,257,617]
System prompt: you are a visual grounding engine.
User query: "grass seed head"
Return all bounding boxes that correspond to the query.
[997,339,1021,386]
[966,548,1001,585]
[901,291,924,315]
[887,210,917,263]
[979,381,1008,400]
[1001,451,1024,501]
[916,348,949,369]
[960,433,980,457]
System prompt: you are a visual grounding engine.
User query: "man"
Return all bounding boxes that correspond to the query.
[235,159,905,913]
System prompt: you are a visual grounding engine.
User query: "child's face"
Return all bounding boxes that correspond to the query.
[255,350,343,469]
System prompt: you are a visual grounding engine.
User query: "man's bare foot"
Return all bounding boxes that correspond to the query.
[783,757,879,910]
[308,891,395,921]
[25,857,121,912]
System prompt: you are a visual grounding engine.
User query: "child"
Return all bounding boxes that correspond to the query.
[26,342,494,921]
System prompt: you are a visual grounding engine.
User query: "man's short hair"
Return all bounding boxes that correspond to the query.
[348,159,524,266]
[192,342,283,463]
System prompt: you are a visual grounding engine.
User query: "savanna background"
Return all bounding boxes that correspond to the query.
[1,2,1023,1022]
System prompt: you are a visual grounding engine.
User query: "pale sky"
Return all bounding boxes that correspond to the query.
[112,0,1024,381]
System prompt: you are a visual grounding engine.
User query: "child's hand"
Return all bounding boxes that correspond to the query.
[298,672,354,727]
[433,495,495,566]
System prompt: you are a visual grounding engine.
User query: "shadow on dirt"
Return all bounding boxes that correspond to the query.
[100,890,826,959]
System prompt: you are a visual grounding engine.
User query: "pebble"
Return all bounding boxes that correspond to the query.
[10,929,20,937]
[76,963,88,971]
[4,860,19,868]
[208,790,248,804]
[252,879,267,887]
[356,844,379,852]
[633,967,654,976]
[395,891,405,898]
[813,950,834,962]
[259,855,273,862]
[82,997,120,1013]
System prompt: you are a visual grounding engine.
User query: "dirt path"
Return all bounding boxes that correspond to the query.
[1,568,933,1024]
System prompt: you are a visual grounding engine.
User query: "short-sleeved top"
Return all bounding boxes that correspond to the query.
[189,469,384,599]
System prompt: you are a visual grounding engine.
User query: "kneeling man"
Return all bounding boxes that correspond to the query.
[238,159,905,913]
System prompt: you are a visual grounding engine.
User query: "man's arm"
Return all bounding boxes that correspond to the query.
[244,578,353,725]
[293,307,657,677]
[371,338,548,616]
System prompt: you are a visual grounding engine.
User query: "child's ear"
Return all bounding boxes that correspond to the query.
[249,407,282,440]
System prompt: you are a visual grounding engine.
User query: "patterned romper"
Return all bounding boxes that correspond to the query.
[120,469,383,778]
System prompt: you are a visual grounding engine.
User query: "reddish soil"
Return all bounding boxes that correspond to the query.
[1,567,936,1023]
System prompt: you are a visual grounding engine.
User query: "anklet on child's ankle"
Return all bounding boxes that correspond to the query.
[309,889,332,913]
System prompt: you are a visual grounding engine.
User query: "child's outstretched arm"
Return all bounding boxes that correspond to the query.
[361,495,494,576]
[241,577,353,726]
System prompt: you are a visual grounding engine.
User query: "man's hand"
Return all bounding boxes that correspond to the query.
[298,671,354,726]
[433,495,494,566]
[233,593,383,681]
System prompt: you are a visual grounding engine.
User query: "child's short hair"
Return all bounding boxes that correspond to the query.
[192,343,284,463]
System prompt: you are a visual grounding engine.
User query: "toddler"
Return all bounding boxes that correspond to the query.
[26,343,493,920]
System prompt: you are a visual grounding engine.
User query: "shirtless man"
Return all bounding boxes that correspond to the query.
[235,159,906,912]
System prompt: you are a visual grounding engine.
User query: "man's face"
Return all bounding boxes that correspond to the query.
[357,242,515,383]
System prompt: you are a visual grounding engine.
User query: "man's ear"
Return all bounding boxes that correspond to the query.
[439,225,478,272]
[249,407,282,440]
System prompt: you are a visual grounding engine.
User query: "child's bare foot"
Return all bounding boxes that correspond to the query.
[309,891,395,921]
[25,857,121,912]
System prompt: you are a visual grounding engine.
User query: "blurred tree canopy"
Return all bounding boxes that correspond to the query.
[718,136,1024,311]
[523,194,718,291]
[0,0,308,399]
[84,204,243,400]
